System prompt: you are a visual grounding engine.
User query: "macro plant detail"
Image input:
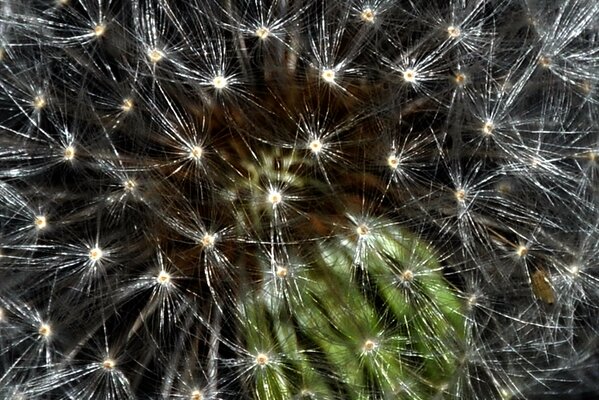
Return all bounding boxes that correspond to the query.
[0,0,598,399]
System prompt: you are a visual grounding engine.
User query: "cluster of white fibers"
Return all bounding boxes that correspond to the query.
[1,0,598,399]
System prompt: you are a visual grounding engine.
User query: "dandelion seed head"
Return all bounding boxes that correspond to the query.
[156,270,171,285]
[455,188,466,202]
[267,190,282,206]
[201,233,215,248]
[275,266,288,279]
[362,339,377,353]
[387,154,399,169]
[516,245,528,258]
[360,8,376,24]
[34,215,47,230]
[447,26,461,38]
[123,179,136,192]
[356,224,370,238]
[38,323,51,337]
[255,26,270,40]
[121,98,134,112]
[321,69,336,83]
[148,48,164,64]
[33,95,46,110]
[453,73,467,86]
[189,145,203,160]
[93,23,106,38]
[89,247,103,262]
[63,145,75,161]
[400,269,414,283]
[538,55,552,68]
[255,352,269,366]
[568,264,580,277]
[102,358,116,370]
[309,139,323,154]
[190,390,203,400]
[402,69,417,83]
[482,121,494,135]
[211,75,228,89]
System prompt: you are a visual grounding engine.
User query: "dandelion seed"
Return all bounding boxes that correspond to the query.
[34,215,47,230]
[455,188,466,202]
[453,73,467,86]
[190,390,203,400]
[89,247,103,262]
[156,270,171,285]
[148,48,164,63]
[93,24,107,38]
[102,358,116,370]
[387,154,399,170]
[516,245,528,258]
[255,26,270,40]
[267,190,282,206]
[482,121,494,135]
[356,224,370,237]
[538,55,552,68]
[531,269,555,305]
[121,98,134,112]
[400,269,414,282]
[447,26,461,38]
[255,353,269,366]
[275,266,288,279]
[33,95,46,110]
[123,180,136,192]
[321,69,336,83]
[63,145,75,161]
[402,69,417,83]
[0,47,4,61]
[201,234,215,248]
[568,265,580,277]
[211,75,228,89]
[362,339,377,353]
[309,139,323,154]
[360,8,376,24]
[189,146,203,160]
[38,323,51,337]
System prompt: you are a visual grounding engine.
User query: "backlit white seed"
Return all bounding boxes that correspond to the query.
[211,76,228,89]
[516,245,528,258]
[267,190,282,205]
[190,390,203,400]
[255,26,270,39]
[363,339,377,352]
[360,8,375,23]
[321,69,336,83]
[38,323,51,337]
[403,69,416,83]
[121,98,134,112]
[148,48,164,63]
[387,155,399,169]
[102,358,115,370]
[447,25,461,38]
[34,216,47,230]
[63,145,75,160]
[201,234,215,248]
[89,247,103,262]
[156,270,171,285]
[482,121,494,135]
[255,353,269,366]
[190,146,203,160]
[93,24,106,37]
[33,95,46,110]
[309,139,323,154]
[356,224,369,237]
[455,189,466,202]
